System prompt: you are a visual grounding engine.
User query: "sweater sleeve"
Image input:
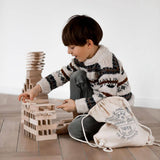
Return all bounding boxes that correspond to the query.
[37,58,79,94]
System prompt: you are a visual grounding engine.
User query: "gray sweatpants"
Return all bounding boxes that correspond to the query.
[68,70,104,141]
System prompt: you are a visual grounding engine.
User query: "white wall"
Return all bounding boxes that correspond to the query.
[0,0,160,108]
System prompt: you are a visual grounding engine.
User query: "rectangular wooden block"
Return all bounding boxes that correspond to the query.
[26,70,42,77]
[24,125,37,135]
[29,77,42,84]
[36,134,57,141]
[37,123,57,130]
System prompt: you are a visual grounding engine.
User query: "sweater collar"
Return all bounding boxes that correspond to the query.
[84,45,108,65]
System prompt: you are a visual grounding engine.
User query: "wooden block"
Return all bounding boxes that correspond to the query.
[34,109,56,115]
[38,105,55,111]
[27,59,45,63]
[21,105,25,123]
[31,99,49,104]
[36,114,56,120]
[30,118,38,126]
[29,77,42,84]
[26,60,45,63]
[25,79,29,89]
[36,93,48,100]
[35,114,56,121]
[33,110,56,117]
[27,51,45,56]
[24,125,37,135]
[30,54,45,58]
[30,103,55,108]
[36,134,57,141]
[29,84,34,89]
[26,64,45,68]
[27,57,45,61]
[26,70,42,77]
[26,67,44,71]
[24,83,27,92]
[29,76,42,84]
[27,53,45,57]
[28,59,44,62]
[37,123,57,130]
[28,76,42,81]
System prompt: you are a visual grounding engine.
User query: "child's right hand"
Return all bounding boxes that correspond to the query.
[18,84,42,103]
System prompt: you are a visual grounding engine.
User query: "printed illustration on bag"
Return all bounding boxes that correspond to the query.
[105,108,138,139]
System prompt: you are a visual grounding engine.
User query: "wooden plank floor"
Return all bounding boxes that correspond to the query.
[0,93,160,160]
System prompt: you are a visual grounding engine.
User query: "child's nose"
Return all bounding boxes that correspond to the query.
[68,49,72,55]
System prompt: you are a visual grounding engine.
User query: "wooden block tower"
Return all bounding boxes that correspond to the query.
[22,51,48,99]
[21,51,57,141]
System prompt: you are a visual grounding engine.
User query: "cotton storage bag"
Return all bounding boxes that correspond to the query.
[71,96,159,152]
[90,97,154,150]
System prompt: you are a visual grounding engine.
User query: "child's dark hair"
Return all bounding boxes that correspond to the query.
[62,15,103,46]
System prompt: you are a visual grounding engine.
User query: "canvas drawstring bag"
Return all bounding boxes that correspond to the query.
[69,96,160,152]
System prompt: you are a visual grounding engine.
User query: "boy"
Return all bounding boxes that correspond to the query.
[19,15,134,141]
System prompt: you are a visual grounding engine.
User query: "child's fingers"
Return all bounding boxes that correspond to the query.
[30,94,34,100]
[62,99,68,104]
[56,104,71,112]
[18,93,30,102]
[56,105,64,109]
[56,103,68,109]
[22,97,26,103]
[64,99,70,103]
[18,94,24,101]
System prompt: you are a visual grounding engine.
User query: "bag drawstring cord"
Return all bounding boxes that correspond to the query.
[68,114,113,152]
[81,114,113,152]
[138,122,160,147]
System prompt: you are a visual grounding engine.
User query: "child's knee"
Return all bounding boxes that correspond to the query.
[70,70,86,84]
[68,119,85,140]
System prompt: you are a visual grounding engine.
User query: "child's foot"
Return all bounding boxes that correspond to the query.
[56,124,69,135]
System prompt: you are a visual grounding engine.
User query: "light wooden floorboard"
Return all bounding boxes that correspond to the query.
[38,139,61,156]
[0,155,62,160]
[107,148,135,160]
[0,94,160,160]
[0,117,20,152]
[128,146,159,160]
[0,119,4,131]
[59,134,86,160]
[81,143,110,160]
[17,124,39,152]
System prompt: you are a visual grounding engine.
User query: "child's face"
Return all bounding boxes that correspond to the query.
[67,44,91,62]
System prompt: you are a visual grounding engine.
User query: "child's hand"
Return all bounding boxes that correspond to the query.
[18,84,42,103]
[57,99,76,112]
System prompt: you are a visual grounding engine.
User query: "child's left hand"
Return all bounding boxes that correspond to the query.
[56,99,76,112]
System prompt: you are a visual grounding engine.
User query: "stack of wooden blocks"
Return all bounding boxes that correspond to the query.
[21,51,58,141]
[22,51,48,99]
[22,100,57,141]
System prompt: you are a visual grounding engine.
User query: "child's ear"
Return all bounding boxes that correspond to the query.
[86,39,94,48]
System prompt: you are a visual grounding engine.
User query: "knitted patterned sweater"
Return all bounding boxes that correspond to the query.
[37,45,134,113]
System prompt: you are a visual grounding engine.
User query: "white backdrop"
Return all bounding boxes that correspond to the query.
[0,0,160,108]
